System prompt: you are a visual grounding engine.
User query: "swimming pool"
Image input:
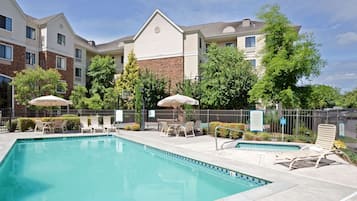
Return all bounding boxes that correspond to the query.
[0,136,269,201]
[236,142,301,151]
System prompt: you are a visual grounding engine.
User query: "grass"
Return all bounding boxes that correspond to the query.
[338,136,357,143]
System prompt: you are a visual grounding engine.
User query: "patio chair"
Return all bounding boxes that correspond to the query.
[275,124,337,170]
[103,116,116,133]
[194,120,202,134]
[34,120,51,134]
[52,119,67,133]
[178,121,195,137]
[80,116,92,133]
[159,121,175,136]
[90,116,104,133]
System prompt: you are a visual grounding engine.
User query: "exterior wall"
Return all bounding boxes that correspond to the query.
[43,16,74,58]
[74,45,87,86]
[111,54,124,73]
[123,42,134,66]
[137,56,184,91]
[183,33,199,80]
[0,0,26,46]
[134,13,183,60]
[25,20,40,68]
[0,40,26,77]
[216,40,237,47]
[39,51,73,97]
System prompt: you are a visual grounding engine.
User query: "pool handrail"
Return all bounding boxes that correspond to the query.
[214,126,244,151]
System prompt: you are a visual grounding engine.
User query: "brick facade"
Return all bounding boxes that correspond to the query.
[39,51,74,97]
[0,41,26,77]
[137,56,184,92]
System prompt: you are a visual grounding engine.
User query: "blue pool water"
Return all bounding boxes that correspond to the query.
[0,136,268,201]
[236,142,301,151]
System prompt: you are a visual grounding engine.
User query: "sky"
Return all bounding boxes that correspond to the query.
[17,0,357,93]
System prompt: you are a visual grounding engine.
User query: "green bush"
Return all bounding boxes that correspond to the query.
[341,148,357,164]
[6,119,18,132]
[17,118,35,131]
[37,116,80,131]
[243,132,272,141]
[123,123,140,131]
[208,122,245,139]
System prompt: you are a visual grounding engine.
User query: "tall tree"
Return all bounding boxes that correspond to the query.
[340,88,357,108]
[69,85,88,109]
[11,66,67,106]
[249,5,325,108]
[115,51,140,109]
[141,70,169,109]
[200,44,257,109]
[305,85,341,109]
[87,55,116,99]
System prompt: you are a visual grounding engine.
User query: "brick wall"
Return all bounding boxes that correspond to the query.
[137,56,184,92]
[39,51,74,97]
[0,41,26,77]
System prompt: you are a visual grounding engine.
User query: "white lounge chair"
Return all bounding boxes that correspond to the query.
[80,116,92,133]
[90,116,104,133]
[34,120,51,134]
[178,121,195,137]
[103,116,116,133]
[275,124,337,170]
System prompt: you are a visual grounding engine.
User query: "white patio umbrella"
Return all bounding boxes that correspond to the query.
[29,95,72,107]
[157,94,199,108]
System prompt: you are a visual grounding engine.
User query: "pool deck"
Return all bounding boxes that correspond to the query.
[0,130,356,201]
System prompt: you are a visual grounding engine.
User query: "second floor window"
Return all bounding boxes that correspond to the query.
[245,36,256,48]
[56,56,66,70]
[0,44,12,61]
[75,48,82,61]
[26,26,36,40]
[0,15,12,31]
[26,52,36,65]
[57,33,66,46]
[75,67,82,77]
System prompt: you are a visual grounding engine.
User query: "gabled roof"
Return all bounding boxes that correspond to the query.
[28,13,75,35]
[96,35,134,52]
[133,9,183,41]
[8,0,26,20]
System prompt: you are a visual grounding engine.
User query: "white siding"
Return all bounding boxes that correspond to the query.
[0,0,26,45]
[184,33,199,80]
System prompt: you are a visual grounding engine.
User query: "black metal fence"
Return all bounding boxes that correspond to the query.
[1,107,356,138]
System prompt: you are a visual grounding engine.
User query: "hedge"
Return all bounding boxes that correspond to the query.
[208,121,245,139]
[17,116,80,131]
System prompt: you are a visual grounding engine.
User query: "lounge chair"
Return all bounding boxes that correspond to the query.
[80,116,92,133]
[34,120,51,134]
[194,120,202,134]
[275,124,337,170]
[52,119,67,133]
[90,116,104,133]
[103,116,116,133]
[178,121,195,137]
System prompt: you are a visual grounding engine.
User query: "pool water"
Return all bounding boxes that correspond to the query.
[236,142,301,151]
[0,136,266,201]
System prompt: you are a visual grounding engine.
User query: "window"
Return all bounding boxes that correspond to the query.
[225,42,235,47]
[0,44,12,61]
[248,59,256,68]
[75,48,82,61]
[75,67,82,77]
[245,36,256,48]
[56,56,66,70]
[26,52,35,65]
[57,33,66,45]
[121,55,124,64]
[26,26,36,40]
[199,38,202,49]
[56,80,66,94]
[0,15,12,31]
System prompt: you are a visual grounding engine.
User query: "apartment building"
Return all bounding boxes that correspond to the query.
[1,0,271,113]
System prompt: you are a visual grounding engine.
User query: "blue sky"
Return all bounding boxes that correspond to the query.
[17,0,357,93]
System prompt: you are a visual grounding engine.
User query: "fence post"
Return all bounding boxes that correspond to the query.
[207,109,210,123]
[295,108,299,135]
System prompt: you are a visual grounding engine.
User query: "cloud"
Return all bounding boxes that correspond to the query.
[336,32,357,45]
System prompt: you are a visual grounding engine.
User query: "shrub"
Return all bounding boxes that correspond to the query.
[38,116,80,131]
[334,140,347,149]
[208,121,245,139]
[243,132,272,141]
[341,148,357,164]
[6,119,18,132]
[123,123,140,131]
[17,118,35,131]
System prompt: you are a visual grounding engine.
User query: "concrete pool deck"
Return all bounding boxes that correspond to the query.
[0,131,356,201]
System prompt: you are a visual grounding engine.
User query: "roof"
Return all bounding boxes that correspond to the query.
[96,35,134,52]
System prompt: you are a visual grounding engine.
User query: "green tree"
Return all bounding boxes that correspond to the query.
[306,85,341,109]
[115,51,140,109]
[11,66,67,106]
[86,93,103,110]
[340,88,357,108]
[103,87,118,109]
[69,85,88,109]
[200,43,257,109]
[249,5,325,108]
[141,70,169,109]
[134,82,143,125]
[175,79,201,102]
[87,55,116,99]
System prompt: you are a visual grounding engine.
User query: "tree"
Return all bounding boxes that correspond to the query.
[340,88,357,108]
[141,70,169,109]
[69,85,88,109]
[175,79,201,102]
[11,66,67,106]
[115,51,140,109]
[103,87,117,109]
[134,82,143,125]
[249,5,325,108]
[87,55,116,99]
[85,93,103,110]
[200,43,257,109]
[305,85,341,109]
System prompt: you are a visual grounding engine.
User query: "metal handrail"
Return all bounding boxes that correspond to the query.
[214,126,244,151]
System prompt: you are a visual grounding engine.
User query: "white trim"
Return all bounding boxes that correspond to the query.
[184,51,199,57]
[133,9,183,41]
[0,43,13,61]
[137,52,183,61]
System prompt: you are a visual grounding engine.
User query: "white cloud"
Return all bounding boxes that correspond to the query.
[336,32,357,45]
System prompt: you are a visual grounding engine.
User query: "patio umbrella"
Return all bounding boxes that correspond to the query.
[157,94,199,108]
[29,95,72,107]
